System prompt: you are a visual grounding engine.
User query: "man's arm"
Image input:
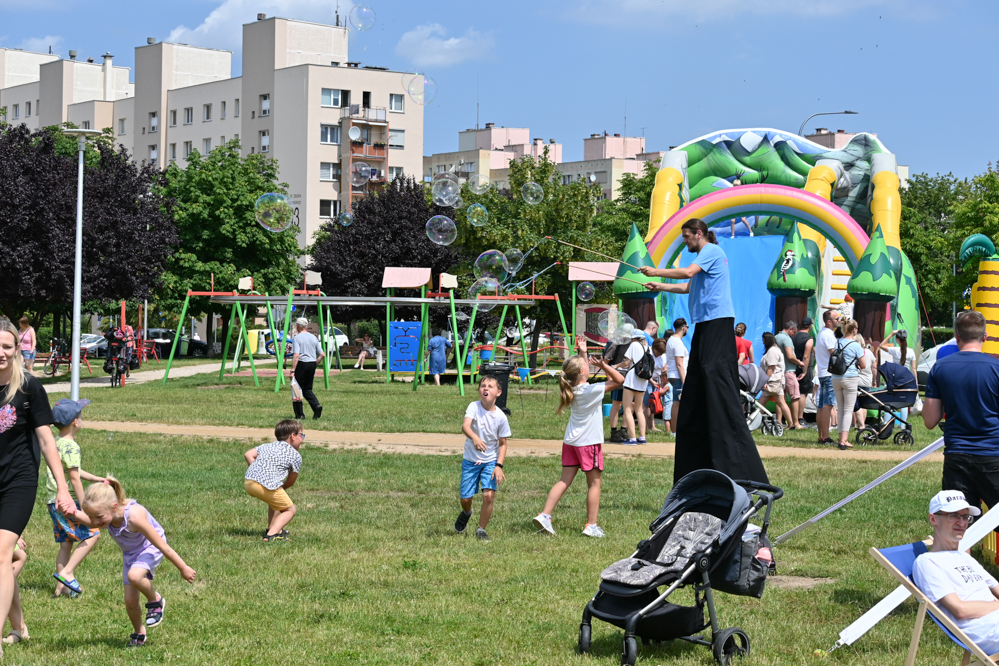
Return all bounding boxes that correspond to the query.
[936,592,999,621]
[922,398,943,430]
[783,343,801,367]
[797,340,813,379]
[645,281,690,294]
[677,354,686,384]
[291,352,300,373]
[639,264,703,280]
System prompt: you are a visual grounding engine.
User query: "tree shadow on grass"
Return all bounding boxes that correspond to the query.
[587,630,704,661]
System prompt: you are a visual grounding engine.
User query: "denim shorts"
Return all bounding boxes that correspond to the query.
[460,459,497,498]
[817,376,836,408]
[668,377,683,400]
[610,388,623,402]
[21,350,35,361]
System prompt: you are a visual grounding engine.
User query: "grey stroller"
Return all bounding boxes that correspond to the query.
[739,364,784,437]
[579,470,783,665]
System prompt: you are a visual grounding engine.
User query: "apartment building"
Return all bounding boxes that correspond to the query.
[0,15,424,248]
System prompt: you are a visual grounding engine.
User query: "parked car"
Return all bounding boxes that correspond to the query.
[147,328,208,358]
[80,333,107,358]
[257,327,348,357]
[916,339,957,388]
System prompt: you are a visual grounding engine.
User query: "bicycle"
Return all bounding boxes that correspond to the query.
[42,338,71,376]
[103,330,136,388]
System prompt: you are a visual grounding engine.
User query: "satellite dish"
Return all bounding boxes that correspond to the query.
[589,174,597,183]
[348,126,361,141]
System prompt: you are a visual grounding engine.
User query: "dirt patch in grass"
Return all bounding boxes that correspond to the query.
[769,575,836,590]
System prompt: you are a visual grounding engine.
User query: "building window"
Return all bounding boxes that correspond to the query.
[562,175,572,185]
[35,100,39,114]
[389,94,404,113]
[234,99,240,117]
[118,119,126,135]
[184,108,193,125]
[12,104,18,119]
[319,199,340,218]
[149,145,158,162]
[221,101,226,119]
[203,138,212,153]
[463,162,475,173]
[25,101,31,117]
[183,141,192,158]
[321,88,341,107]
[319,162,341,181]
[435,165,445,174]
[260,130,269,152]
[320,125,340,144]
[149,112,158,133]
[169,143,176,161]
[82,121,90,130]
[388,129,405,149]
[388,166,404,181]
[220,135,225,146]
[169,110,177,126]
[362,91,371,108]
[234,133,239,142]
[260,94,270,117]
[203,104,212,122]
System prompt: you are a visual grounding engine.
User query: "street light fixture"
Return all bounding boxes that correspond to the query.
[797,111,858,138]
[60,128,103,401]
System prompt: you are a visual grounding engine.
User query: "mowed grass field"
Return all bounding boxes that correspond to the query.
[5,429,972,665]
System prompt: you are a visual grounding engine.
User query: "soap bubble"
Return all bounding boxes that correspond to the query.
[468,174,491,195]
[433,171,459,184]
[521,181,544,205]
[348,4,376,31]
[338,211,353,227]
[597,311,637,343]
[505,248,523,272]
[474,250,510,282]
[406,73,438,105]
[401,70,424,90]
[577,282,595,302]
[468,277,500,312]
[426,215,457,245]
[432,178,459,206]
[467,203,488,227]
[350,162,371,187]
[254,193,294,232]
[451,195,464,209]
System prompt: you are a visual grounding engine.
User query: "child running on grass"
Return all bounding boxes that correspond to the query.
[75,477,196,648]
[454,376,511,541]
[244,420,304,542]
[3,538,28,645]
[48,398,105,598]
[533,337,625,537]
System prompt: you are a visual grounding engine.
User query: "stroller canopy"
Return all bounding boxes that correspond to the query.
[878,362,917,391]
[738,364,768,394]
[653,470,752,545]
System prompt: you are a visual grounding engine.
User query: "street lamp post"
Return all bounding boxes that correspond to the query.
[797,111,858,138]
[60,128,102,401]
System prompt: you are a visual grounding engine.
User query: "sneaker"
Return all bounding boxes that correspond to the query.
[621,439,638,446]
[637,437,647,445]
[145,596,164,627]
[454,510,472,534]
[532,514,556,535]
[126,633,147,648]
[475,528,490,541]
[609,429,624,443]
[582,524,606,538]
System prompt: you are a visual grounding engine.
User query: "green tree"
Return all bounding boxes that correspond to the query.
[590,159,659,243]
[155,141,302,353]
[951,164,999,310]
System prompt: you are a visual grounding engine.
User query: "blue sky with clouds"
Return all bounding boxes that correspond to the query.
[2,0,996,177]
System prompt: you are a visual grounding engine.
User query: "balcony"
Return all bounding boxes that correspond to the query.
[341,105,387,123]
[350,142,387,159]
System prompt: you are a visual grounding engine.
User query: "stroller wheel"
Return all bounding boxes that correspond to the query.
[772,422,785,438]
[894,430,914,446]
[621,636,637,666]
[712,627,750,666]
[761,422,772,437]
[577,624,591,654]
[856,427,878,447]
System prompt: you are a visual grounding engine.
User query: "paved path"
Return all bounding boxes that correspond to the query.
[87,420,943,463]
[45,359,276,394]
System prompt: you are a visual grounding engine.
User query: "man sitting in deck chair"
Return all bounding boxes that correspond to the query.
[913,490,999,653]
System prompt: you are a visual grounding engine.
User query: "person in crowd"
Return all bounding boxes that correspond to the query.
[426,330,453,386]
[642,320,659,346]
[735,322,754,366]
[830,319,866,450]
[879,329,917,375]
[854,335,876,430]
[455,377,510,542]
[822,294,854,320]
[0,319,74,659]
[244,419,304,542]
[776,321,806,429]
[291,318,324,420]
[815,310,841,444]
[760,332,793,429]
[730,217,754,239]
[619,330,651,446]
[923,311,999,511]
[644,338,670,434]
[354,333,377,370]
[792,317,815,427]
[533,338,625,537]
[665,319,688,434]
[16,319,35,376]
[640,218,769,484]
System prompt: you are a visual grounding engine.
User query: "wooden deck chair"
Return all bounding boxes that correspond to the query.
[870,542,999,666]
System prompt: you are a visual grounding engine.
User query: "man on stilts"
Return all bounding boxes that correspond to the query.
[641,218,769,485]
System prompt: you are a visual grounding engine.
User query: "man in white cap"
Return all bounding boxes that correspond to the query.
[291,318,324,420]
[912,490,999,653]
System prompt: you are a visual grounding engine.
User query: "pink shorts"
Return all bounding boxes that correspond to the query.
[783,372,800,399]
[562,443,603,471]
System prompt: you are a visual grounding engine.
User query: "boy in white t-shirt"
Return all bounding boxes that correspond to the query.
[454,376,511,541]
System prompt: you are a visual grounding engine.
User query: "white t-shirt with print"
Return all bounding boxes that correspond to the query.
[563,382,606,447]
[623,340,649,392]
[651,355,666,385]
[913,550,999,651]
[815,328,837,379]
[666,336,687,379]
[463,401,512,463]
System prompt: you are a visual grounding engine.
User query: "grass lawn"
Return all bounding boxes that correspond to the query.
[32,357,236,386]
[6,429,969,665]
[57,368,941,452]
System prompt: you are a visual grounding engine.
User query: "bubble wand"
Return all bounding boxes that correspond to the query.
[545,236,644,271]
[570,266,650,287]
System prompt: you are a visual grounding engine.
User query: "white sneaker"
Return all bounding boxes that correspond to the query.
[582,524,606,538]
[532,514,556,535]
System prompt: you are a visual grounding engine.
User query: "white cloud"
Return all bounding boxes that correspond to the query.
[569,0,926,22]
[9,35,62,53]
[395,24,494,68]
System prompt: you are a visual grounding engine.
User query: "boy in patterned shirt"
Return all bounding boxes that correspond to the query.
[244,420,304,542]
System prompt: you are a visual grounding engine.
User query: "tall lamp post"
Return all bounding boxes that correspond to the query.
[61,128,102,401]
[797,110,858,138]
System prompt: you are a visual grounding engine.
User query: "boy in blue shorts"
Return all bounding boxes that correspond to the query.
[454,376,511,541]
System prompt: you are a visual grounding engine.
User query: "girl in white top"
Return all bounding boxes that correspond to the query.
[532,337,624,538]
[854,334,877,429]
[760,332,793,429]
[620,331,650,445]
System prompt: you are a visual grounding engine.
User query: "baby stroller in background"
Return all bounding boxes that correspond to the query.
[579,470,783,666]
[738,364,784,437]
[855,361,918,446]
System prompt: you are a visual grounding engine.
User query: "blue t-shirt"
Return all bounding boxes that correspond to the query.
[926,351,999,455]
[643,332,655,346]
[832,339,863,379]
[688,243,735,324]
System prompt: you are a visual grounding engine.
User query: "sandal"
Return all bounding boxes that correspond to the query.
[263,532,287,542]
[3,628,28,644]
[126,633,147,648]
[145,596,165,627]
[53,573,82,594]
[818,438,835,445]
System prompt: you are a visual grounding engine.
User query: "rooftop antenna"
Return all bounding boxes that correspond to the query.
[624,98,627,138]
[476,75,479,130]
[335,0,340,27]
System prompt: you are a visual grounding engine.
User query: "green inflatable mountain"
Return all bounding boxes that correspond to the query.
[614,223,661,299]
[767,222,817,297]
[847,225,897,303]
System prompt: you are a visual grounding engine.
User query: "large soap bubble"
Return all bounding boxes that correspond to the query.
[597,311,637,343]
[338,211,353,227]
[350,162,371,187]
[468,174,491,195]
[474,250,510,283]
[254,193,294,232]
[505,248,523,273]
[451,195,464,209]
[426,215,457,245]
[468,277,500,312]
[521,181,544,205]
[432,178,459,206]
[577,281,595,302]
[467,203,488,227]
[433,171,459,185]
[406,73,438,105]
[348,4,376,31]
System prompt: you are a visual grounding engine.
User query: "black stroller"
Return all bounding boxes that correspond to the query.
[854,362,918,446]
[739,364,784,437]
[580,470,783,666]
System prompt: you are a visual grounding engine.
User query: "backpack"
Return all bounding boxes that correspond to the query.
[634,343,655,380]
[602,341,629,366]
[829,340,860,376]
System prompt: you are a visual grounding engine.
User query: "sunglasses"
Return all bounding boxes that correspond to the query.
[297,431,306,440]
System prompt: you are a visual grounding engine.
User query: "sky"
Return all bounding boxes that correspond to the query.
[2,0,997,178]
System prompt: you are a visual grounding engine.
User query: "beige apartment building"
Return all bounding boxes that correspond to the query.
[0,15,424,248]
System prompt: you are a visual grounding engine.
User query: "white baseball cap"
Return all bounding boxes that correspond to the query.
[929,490,981,516]
[295,317,309,327]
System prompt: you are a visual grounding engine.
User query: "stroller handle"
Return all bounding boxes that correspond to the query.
[732,479,784,501]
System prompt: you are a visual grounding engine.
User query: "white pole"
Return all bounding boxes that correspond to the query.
[70,136,85,401]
